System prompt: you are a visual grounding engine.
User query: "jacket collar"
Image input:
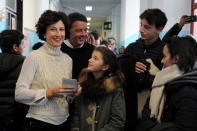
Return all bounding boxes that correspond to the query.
[137,38,163,49]
[165,61,197,92]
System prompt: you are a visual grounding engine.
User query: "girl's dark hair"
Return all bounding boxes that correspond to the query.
[0,30,24,53]
[35,10,69,40]
[166,36,197,72]
[94,46,119,76]
[81,47,125,90]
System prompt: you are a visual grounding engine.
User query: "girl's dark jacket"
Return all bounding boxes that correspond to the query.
[71,71,126,131]
[140,69,197,131]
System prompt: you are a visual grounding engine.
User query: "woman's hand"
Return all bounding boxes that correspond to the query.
[72,85,82,96]
[46,85,76,98]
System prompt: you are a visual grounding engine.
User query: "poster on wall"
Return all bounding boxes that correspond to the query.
[23,30,29,51]
[23,28,41,56]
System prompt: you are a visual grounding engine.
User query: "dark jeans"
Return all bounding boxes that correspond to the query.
[23,118,69,131]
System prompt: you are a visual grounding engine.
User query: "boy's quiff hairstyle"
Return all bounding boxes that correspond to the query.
[140,8,167,29]
[35,10,69,41]
[66,12,87,39]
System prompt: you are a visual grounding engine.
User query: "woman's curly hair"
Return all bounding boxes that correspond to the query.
[35,10,69,40]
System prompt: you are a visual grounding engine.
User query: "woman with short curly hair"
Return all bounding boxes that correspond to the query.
[15,10,80,131]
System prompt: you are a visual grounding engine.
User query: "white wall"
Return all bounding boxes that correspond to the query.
[120,0,140,47]
[162,0,191,33]
[106,3,121,43]
[23,0,65,31]
[23,0,40,30]
[23,0,50,56]
[50,0,64,11]
[39,0,50,16]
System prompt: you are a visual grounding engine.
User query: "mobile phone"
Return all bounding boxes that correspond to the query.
[62,78,78,91]
[186,15,197,23]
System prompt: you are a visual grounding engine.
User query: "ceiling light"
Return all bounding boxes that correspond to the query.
[87,23,90,26]
[87,26,90,29]
[86,6,92,11]
[87,17,91,21]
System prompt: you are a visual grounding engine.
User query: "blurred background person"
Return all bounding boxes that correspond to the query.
[0,29,26,131]
[32,42,44,50]
[107,37,117,55]
[87,32,96,46]
[100,39,109,47]
[90,30,100,46]
[118,45,125,57]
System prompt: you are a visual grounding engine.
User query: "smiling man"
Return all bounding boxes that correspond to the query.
[118,8,167,131]
[61,12,95,79]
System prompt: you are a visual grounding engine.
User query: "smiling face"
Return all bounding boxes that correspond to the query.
[161,45,177,68]
[140,19,162,44]
[45,20,65,47]
[69,21,88,48]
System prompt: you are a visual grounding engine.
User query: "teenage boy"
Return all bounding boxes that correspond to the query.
[118,8,167,131]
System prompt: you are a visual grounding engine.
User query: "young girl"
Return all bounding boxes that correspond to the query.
[71,46,126,131]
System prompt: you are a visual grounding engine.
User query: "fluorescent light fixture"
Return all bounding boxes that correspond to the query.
[86,6,92,11]
[87,23,90,26]
[87,26,90,29]
[87,17,91,21]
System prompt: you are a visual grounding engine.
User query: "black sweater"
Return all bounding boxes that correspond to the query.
[61,42,95,79]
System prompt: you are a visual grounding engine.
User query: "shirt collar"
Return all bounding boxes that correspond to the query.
[64,39,84,48]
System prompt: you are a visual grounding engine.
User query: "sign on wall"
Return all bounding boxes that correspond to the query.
[104,22,112,30]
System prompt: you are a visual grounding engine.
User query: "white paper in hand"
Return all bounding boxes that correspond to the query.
[62,78,78,91]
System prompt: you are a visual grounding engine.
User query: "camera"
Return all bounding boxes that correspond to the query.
[186,15,197,23]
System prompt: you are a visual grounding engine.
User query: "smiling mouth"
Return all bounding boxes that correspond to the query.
[88,63,92,67]
[54,38,62,42]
